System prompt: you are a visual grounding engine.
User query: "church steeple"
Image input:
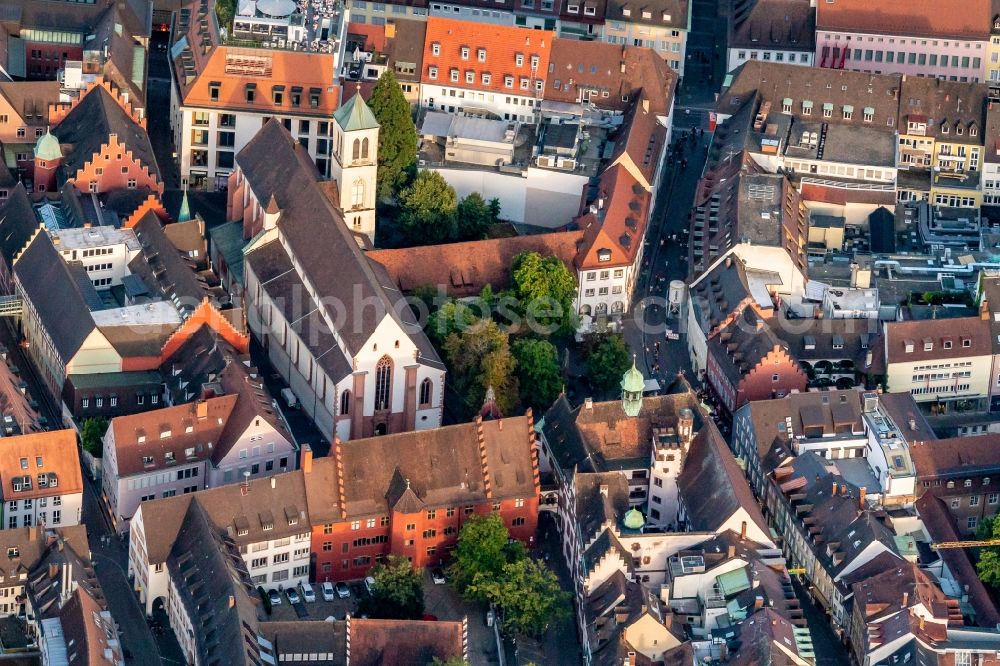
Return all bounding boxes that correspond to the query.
[621,355,645,417]
[177,185,191,222]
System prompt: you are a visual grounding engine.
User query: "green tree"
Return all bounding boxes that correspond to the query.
[978,515,1000,586]
[398,171,458,244]
[215,0,236,30]
[488,198,502,222]
[442,319,518,418]
[369,70,418,199]
[467,557,570,638]
[358,556,425,620]
[511,252,577,335]
[456,192,496,241]
[512,338,562,410]
[584,333,631,398]
[447,514,524,596]
[80,417,108,458]
[428,299,482,345]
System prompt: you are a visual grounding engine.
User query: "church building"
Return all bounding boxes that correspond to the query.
[228,93,444,441]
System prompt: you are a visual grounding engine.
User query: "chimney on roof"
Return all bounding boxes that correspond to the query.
[754,596,764,611]
[919,615,925,631]
[301,444,313,474]
[727,544,735,558]
[740,521,747,540]
[908,418,917,431]
[902,591,909,607]
[859,486,867,510]
[228,594,236,608]
[196,400,208,419]
[585,398,594,409]
[832,481,838,496]
[600,484,609,497]
[981,299,990,321]
[841,484,847,497]
[270,476,276,489]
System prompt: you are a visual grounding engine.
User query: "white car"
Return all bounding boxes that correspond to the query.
[286,588,301,604]
[336,582,351,599]
[268,589,281,606]
[321,582,335,602]
[364,576,376,595]
[299,582,316,603]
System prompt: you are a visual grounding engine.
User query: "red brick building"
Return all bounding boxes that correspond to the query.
[706,307,807,414]
[304,412,541,582]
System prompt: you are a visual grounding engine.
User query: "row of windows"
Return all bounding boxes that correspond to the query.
[8,496,60,512]
[850,49,980,70]
[7,511,60,529]
[82,394,158,409]
[737,51,811,64]
[586,269,625,281]
[909,383,971,395]
[583,286,623,297]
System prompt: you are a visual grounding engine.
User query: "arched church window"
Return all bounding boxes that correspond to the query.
[352,138,360,160]
[340,390,351,415]
[374,356,392,410]
[419,378,432,407]
[362,137,369,159]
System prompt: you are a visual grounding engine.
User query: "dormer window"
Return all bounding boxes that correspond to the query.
[923,338,933,351]
[530,55,540,69]
[142,456,154,467]
[598,248,612,262]
[622,6,631,16]
[165,452,175,464]
[461,46,470,60]
[450,68,459,82]
[7,548,17,559]
[515,53,524,67]
[941,123,949,134]
[956,125,964,135]
[477,48,487,62]
[431,42,440,56]
[802,100,813,115]
[962,337,972,348]
[482,73,492,85]
[641,9,651,18]
[466,70,475,84]
[781,97,792,113]
[943,339,953,349]
[904,339,914,353]
[429,66,438,80]
[160,429,171,439]
[971,125,979,137]
[18,458,26,471]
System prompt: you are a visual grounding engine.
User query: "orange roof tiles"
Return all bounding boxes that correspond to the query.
[421,17,553,95]
[366,231,585,296]
[172,1,339,116]
[0,430,83,501]
[577,163,650,269]
[546,39,676,114]
[816,0,990,40]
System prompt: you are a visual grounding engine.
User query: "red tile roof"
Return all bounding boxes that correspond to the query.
[577,163,650,268]
[366,231,585,296]
[816,0,990,40]
[545,39,676,114]
[884,316,992,364]
[0,430,83,501]
[109,395,238,477]
[348,618,465,665]
[908,434,1000,479]
[421,17,553,95]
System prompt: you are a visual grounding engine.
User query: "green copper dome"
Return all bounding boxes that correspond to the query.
[623,507,644,530]
[34,130,61,162]
[621,359,645,394]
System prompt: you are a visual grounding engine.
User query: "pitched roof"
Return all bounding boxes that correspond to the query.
[421,17,554,94]
[383,19,427,84]
[915,494,1000,627]
[576,164,650,269]
[213,361,289,465]
[108,394,237,477]
[239,120,442,364]
[166,501,263,666]
[334,91,379,132]
[0,184,40,267]
[545,40,676,114]
[0,430,83,501]
[13,231,97,363]
[908,434,1000,479]
[348,617,465,666]
[575,472,630,543]
[540,392,703,474]
[307,417,536,522]
[897,77,988,144]
[260,621,346,664]
[128,210,213,316]
[718,61,903,131]
[0,81,60,124]
[366,230,585,296]
[170,1,338,116]
[52,85,159,184]
[139,470,310,563]
[677,425,769,536]
[57,587,124,666]
[884,316,992,364]
[604,0,687,29]
[729,0,815,52]
[815,0,990,39]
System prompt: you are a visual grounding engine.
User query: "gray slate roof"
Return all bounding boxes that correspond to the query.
[238,119,441,367]
[14,231,96,363]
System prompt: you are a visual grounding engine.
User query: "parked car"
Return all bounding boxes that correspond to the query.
[321,582,335,602]
[336,582,351,599]
[286,588,301,604]
[431,568,446,585]
[268,590,282,606]
[299,582,316,603]
[364,576,376,595]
